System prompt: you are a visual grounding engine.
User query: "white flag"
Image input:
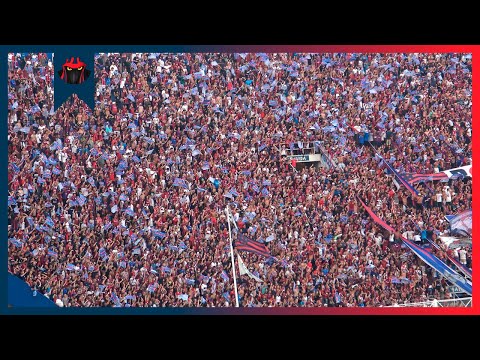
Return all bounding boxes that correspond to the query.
[237,254,263,282]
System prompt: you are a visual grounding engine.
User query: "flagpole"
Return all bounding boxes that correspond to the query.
[225,205,240,307]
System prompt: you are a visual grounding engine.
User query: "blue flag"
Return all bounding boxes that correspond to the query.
[111,292,121,306]
[45,217,55,228]
[9,238,23,248]
[152,229,166,239]
[11,163,20,173]
[173,178,188,189]
[99,247,108,260]
[48,249,57,257]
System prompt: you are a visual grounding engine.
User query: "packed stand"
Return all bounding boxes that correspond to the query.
[8,52,472,307]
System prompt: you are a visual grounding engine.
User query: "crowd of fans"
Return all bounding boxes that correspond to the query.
[8,52,472,307]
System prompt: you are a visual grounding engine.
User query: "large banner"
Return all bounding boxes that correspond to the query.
[449,209,472,237]
[439,236,472,249]
[443,165,472,179]
[358,199,472,295]
[403,165,472,184]
[401,241,472,295]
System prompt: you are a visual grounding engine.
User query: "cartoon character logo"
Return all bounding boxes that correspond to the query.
[57,57,91,84]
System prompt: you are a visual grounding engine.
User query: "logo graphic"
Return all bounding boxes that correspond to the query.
[57,57,91,84]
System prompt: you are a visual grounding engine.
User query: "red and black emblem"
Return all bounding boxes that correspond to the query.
[57,57,91,84]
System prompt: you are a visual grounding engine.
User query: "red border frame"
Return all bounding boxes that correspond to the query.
[4,45,477,315]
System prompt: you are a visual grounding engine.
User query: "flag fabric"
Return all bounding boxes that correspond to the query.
[11,162,20,173]
[450,210,472,237]
[152,229,167,239]
[77,194,87,206]
[8,196,17,206]
[265,234,275,243]
[221,270,229,282]
[132,155,141,163]
[111,292,121,306]
[9,238,23,248]
[358,198,396,233]
[235,233,271,258]
[237,254,263,282]
[173,177,188,189]
[45,217,55,228]
[402,164,471,184]
[379,157,418,196]
[168,244,179,252]
[360,198,472,295]
[402,171,449,184]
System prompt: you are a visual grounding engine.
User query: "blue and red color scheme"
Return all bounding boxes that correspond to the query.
[0,44,478,315]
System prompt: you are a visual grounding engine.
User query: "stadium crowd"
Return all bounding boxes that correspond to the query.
[8,52,472,307]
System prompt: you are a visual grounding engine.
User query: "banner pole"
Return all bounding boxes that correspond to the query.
[225,205,240,307]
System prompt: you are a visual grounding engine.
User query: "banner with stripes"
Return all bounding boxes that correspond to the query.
[402,164,472,184]
[359,199,472,295]
[235,233,271,258]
